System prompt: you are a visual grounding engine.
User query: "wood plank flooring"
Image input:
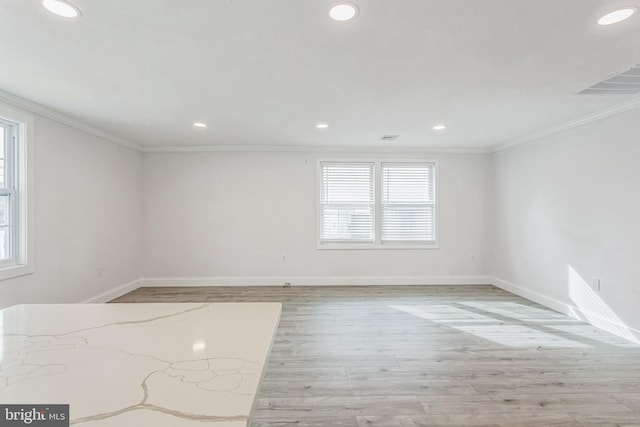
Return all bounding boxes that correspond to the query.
[111,285,640,426]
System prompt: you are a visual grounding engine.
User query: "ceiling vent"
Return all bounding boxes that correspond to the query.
[579,66,640,95]
[381,135,399,141]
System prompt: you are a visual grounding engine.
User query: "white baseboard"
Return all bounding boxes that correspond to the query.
[491,277,570,314]
[141,275,492,287]
[80,275,640,344]
[491,276,640,344]
[82,279,144,303]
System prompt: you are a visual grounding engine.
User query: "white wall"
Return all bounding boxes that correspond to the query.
[491,108,640,340]
[142,151,491,284]
[0,105,142,308]
[2,92,638,346]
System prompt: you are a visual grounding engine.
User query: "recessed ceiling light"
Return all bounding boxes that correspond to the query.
[193,122,207,128]
[432,124,447,131]
[329,3,359,21]
[41,0,81,18]
[316,123,329,129]
[192,341,206,351]
[598,7,637,25]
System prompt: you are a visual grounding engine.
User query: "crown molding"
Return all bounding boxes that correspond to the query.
[141,144,492,154]
[4,87,640,156]
[140,96,640,154]
[0,89,142,151]
[493,95,640,152]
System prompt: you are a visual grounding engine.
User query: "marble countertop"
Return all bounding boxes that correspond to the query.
[0,302,282,426]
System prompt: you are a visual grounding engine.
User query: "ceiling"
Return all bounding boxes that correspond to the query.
[1,0,639,150]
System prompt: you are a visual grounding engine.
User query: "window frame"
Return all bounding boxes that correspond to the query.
[317,158,439,250]
[0,120,17,266]
[319,161,375,244]
[0,103,35,281]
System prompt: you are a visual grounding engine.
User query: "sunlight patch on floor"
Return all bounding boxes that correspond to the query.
[452,324,590,348]
[389,304,494,323]
[458,301,568,321]
[568,265,638,344]
[547,323,638,347]
[390,304,590,348]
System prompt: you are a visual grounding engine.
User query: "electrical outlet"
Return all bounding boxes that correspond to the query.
[470,254,478,262]
[281,255,287,263]
[591,277,601,292]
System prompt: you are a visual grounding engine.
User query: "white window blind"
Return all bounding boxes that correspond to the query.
[381,162,435,242]
[320,162,374,242]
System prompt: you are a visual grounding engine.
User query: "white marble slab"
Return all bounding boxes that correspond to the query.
[0,303,282,426]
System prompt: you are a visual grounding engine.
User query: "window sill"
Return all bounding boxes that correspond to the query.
[317,242,439,250]
[0,263,35,281]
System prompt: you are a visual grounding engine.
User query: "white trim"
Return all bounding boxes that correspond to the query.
[491,277,640,344]
[0,89,142,152]
[141,276,491,287]
[491,277,570,314]
[116,96,640,154]
[83,275,640,345]
[316,158,439,249]
[0,103,35,281]
[142,145,492,154]
[317,243,439,250]
[2,89,640,155]
[82,279,144,303]
[492,95,640,152]
[317,159,376,247]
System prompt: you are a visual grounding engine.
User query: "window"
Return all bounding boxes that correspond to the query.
[0,120,16,262]
[0,104,34,280]
[381,163,435,242]
[320,162,375,242]
[318,160,437,248]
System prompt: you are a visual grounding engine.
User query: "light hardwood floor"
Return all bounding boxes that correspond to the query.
[111,285,640,427]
